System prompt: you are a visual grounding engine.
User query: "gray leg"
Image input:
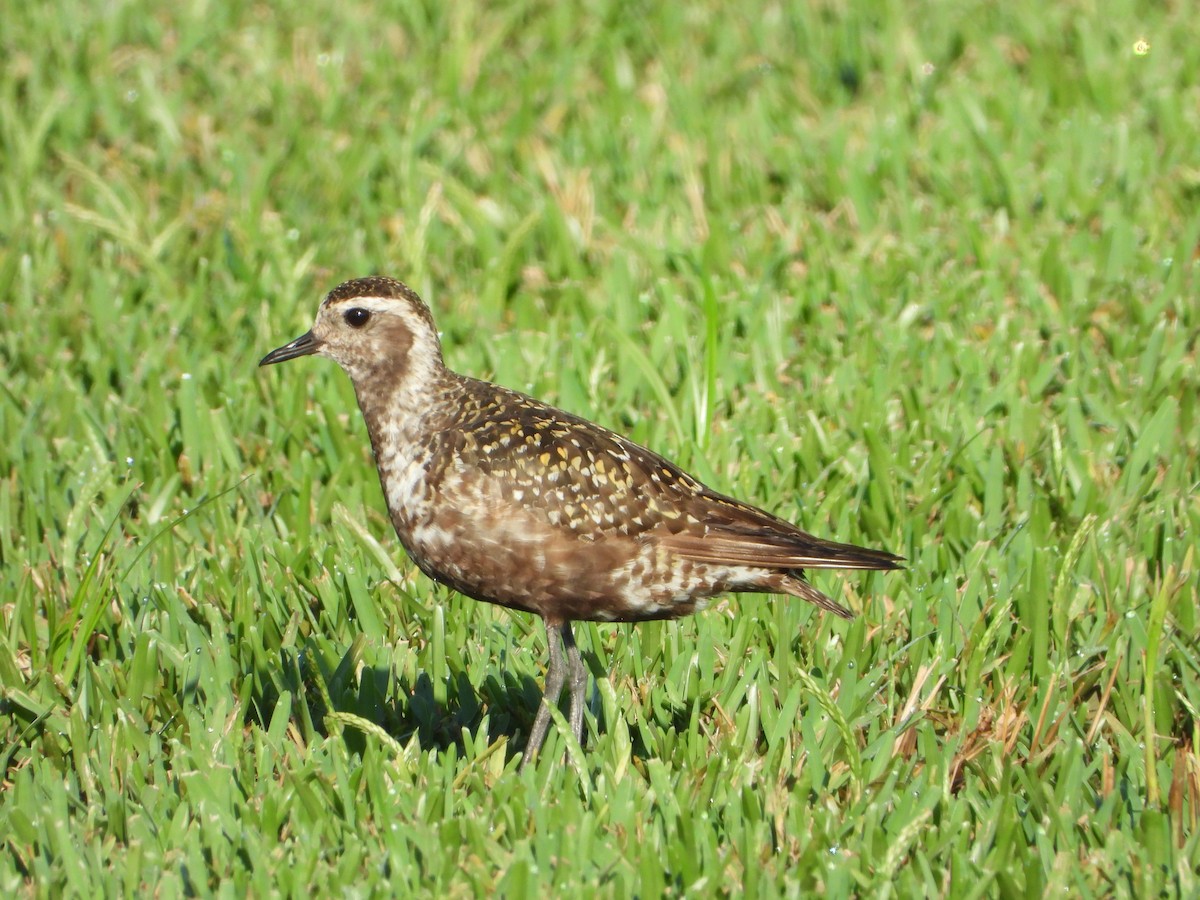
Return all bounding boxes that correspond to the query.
[562,623,588,746]
[522,618,567,769]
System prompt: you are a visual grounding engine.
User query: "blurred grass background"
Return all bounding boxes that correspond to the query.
[2,0,1197,894]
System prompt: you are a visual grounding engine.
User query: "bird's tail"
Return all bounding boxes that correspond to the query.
[778,573,856,619]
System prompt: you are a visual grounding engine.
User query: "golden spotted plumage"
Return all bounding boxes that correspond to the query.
[261,275,903,767]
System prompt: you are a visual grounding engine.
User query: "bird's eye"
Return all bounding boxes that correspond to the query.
[343,308,371,328]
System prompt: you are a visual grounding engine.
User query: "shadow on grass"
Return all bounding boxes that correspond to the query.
[244,640,620,764]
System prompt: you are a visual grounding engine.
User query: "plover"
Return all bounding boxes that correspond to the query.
[261,276,902,767]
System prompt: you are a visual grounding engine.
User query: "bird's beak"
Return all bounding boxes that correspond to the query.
[260,331,321,366]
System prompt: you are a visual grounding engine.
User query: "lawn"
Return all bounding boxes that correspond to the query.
[2,0,1197,895]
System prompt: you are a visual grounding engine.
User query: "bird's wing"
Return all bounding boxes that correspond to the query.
[655,493,904,571]
[440,383,722,538]
[443,383,902,572]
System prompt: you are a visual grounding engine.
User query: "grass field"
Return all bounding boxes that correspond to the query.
[2,0,1198,895]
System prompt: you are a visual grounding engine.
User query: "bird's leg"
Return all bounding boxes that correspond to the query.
[562,622,588,747]
[522,617,567,768]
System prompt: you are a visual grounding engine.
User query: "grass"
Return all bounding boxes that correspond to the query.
[2,0,1198,894]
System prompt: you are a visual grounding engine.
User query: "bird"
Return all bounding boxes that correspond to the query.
[260,275,903,768]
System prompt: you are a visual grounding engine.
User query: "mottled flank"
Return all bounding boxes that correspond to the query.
[261,275,903,766]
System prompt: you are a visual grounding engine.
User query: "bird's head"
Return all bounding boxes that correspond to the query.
[260,276,445,389]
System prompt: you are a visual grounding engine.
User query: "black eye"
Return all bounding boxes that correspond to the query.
[343,308,371,328]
